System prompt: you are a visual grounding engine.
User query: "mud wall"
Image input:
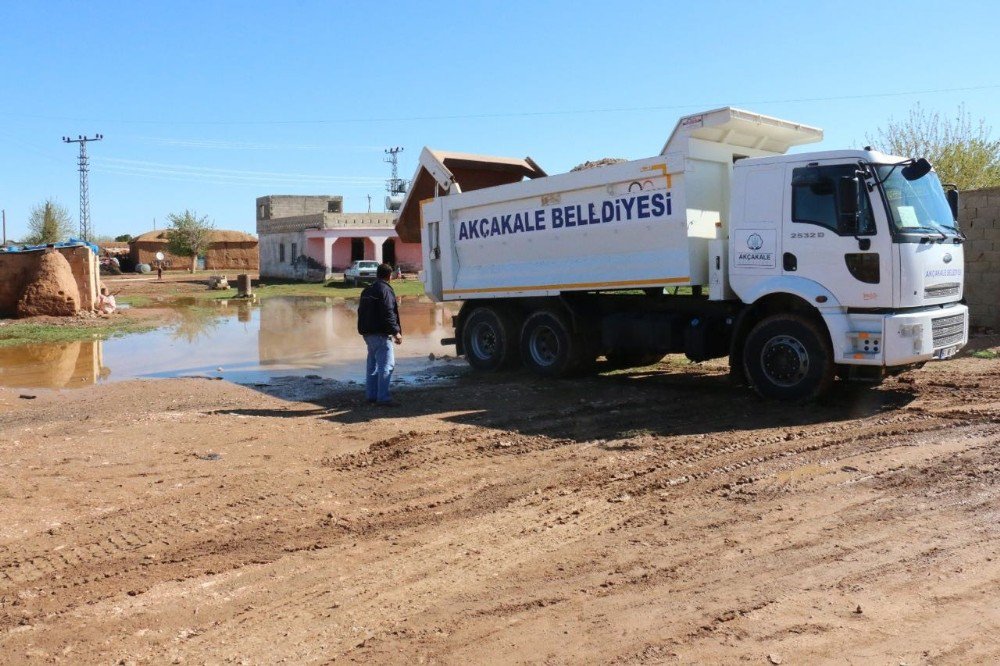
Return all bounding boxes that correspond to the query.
[204,243,259,271]
[0,246,98,316]
[131,241,259,271]
[0,253,36,313]
[960,187,1000,330]
[130,243,188,270]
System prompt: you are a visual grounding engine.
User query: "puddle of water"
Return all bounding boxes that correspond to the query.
[0,296,461,390]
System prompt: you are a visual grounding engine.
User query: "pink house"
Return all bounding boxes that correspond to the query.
[256,195,422,281]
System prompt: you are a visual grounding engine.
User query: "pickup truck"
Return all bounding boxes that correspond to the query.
[344,260,380,286]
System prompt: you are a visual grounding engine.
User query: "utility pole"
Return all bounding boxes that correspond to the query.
[2,209,6,245]
[384,147,406,212]
[367,194,372,213]
[62,133,104,241]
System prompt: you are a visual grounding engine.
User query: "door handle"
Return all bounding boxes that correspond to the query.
[783,252,797,271]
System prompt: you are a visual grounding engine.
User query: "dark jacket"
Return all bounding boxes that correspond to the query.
[357,279,401,336]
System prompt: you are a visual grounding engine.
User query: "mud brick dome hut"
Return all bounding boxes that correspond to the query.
[129,230,259,271]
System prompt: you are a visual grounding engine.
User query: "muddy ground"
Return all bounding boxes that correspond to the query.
[0,347,998,664]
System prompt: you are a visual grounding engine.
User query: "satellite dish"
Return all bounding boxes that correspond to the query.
[155,251,165,261]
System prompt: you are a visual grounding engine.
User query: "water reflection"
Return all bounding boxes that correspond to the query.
[258,297,453,368]
[0,340,107,389]
[0,297,460,389]
[171,304,224,343]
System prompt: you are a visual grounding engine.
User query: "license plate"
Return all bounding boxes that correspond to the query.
[934,345,958,359]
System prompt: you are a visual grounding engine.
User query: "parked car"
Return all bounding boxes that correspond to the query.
[344,260,380,286]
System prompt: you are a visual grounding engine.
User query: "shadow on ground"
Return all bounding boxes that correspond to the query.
[223,360,917,442]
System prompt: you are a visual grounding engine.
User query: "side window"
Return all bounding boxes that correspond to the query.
[792,165,875,235]
[279,243,286,263]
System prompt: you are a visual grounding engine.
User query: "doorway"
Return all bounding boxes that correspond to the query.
[350,238,365,262]
[382,239,396,266]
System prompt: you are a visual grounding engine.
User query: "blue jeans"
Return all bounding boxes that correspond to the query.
[364,334,395,403]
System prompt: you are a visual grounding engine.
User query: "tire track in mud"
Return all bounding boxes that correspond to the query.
[5,384,988,601]
[0,471,354,630]
[3,363,998,661]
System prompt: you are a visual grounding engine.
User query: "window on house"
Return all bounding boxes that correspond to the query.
[279,243,285,263]
[291,242,297,261]
[258,203,267,219]
[328,200,342,213]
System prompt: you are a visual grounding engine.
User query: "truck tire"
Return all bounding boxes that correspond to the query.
[462,306,520,371]
[742,314,833,401]
[520,310,585,377]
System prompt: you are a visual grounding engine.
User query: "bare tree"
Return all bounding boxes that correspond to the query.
[867,104,1000,190]
[165,210,214,272]
[24,198,74,245]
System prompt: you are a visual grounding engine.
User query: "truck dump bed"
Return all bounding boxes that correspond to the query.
[398,108,822,302]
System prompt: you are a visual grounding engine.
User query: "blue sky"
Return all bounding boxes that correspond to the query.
[2,0,998,241]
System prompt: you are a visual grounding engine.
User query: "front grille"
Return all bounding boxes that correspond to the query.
[932,313,965,348]
[924,282,961,299]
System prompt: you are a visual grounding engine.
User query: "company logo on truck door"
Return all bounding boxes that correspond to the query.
[456,191,672,241]
[735,229,776,268]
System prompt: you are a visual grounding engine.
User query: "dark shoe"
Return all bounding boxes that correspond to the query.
[376,400,400,407]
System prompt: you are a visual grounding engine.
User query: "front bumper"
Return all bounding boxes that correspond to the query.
[825,302,969,367]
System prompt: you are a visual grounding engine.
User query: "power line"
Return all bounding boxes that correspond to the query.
[90,166,383,188]
[92,157,384,182]
[8,84,1000,127]
[62,134,103,241]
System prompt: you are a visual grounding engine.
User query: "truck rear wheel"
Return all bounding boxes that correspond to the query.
[743,314,833,401]
[520,310,585,377]
[462,306,520,371]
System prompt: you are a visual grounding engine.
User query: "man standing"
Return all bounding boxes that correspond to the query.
[357,263,402,405]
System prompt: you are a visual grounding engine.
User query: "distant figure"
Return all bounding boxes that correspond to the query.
[157,262,163,281]
[392,264,403,280]
[96,286,117,315]
[357,263,402,406]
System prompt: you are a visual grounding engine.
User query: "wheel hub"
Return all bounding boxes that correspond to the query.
[470,322,498,359]
[529,326,560,366]
[760,335,809,387]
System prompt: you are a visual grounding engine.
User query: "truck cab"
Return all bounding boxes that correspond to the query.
[728,149,967,385]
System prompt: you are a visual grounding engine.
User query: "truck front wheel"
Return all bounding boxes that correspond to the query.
[743,314,833,401]
[462,306,520,371]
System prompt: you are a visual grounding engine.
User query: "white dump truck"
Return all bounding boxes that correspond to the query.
[394,107,968,399]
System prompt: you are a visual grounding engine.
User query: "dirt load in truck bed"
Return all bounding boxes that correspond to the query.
[0,349,998,663]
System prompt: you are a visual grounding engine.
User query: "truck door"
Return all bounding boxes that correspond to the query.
[781,163,892,308]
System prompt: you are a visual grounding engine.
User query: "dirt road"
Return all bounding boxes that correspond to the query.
[0,351,997,663]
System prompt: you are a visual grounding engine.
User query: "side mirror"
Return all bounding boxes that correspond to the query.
[946,188,959,222]
[838,176,860,234]
[901,158,932,181]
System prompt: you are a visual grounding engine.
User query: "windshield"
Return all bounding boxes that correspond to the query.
[876,165,956,235]
[357,261,379,269]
